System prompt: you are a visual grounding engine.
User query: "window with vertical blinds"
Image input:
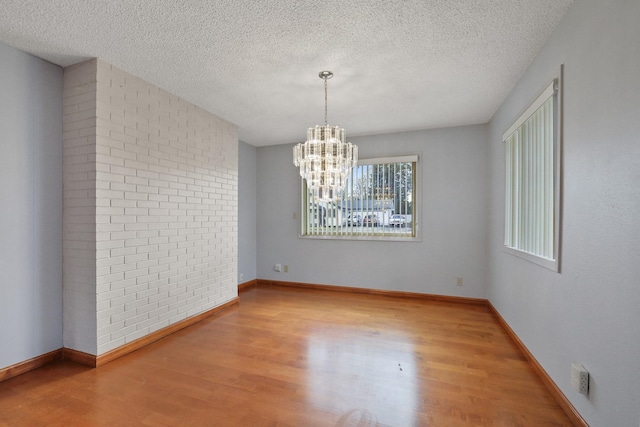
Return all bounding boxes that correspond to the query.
[503,79,560,271]
[301,155,418,239]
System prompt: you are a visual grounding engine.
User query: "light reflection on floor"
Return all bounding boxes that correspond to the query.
[306,326,417,427]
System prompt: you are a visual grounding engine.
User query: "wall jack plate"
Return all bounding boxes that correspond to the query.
[571,363,589,395]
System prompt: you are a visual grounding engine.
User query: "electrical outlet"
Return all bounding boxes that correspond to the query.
[283,265,289,272]
[240,273,244,281]
[571,363,589,395]
[456,277,463,286]
[275,264,281,272]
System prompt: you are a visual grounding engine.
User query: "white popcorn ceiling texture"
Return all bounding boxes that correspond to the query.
[0,0,573,146]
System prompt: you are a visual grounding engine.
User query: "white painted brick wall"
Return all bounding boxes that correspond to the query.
[63,59,238,356]
[94,60,237,354]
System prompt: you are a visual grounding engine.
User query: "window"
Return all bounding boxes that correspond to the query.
[301,155,418,239]
[503,78,561,271]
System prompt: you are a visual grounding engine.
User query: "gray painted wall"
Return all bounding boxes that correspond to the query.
[0,42,63,368]
[487,1,640,425]
[257,126,488,297]
[238,140,257,283]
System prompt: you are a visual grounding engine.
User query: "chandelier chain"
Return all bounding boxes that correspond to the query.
[324,77,328,126]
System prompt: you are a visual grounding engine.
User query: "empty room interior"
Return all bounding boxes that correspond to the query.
[1,1,639,426]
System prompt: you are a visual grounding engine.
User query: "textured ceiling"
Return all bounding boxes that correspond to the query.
[0,0,573,146]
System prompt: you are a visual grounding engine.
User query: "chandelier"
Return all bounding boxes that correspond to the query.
[293,71,358,201]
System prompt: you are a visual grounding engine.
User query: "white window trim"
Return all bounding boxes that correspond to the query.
[503,82,557,141]
[299,154,421,242]
[502,68,563,272]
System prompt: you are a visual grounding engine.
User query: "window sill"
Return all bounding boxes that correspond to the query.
[299,233,421,242]
[503,246,559,272]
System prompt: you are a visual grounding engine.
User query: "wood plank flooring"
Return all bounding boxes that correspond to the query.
[0,285,574,426]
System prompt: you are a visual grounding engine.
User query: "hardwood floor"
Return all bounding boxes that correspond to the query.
[0,285,574,426]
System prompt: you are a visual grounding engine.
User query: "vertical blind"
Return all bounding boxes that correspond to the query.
[303,156,417,238]
[504,81,556,260]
